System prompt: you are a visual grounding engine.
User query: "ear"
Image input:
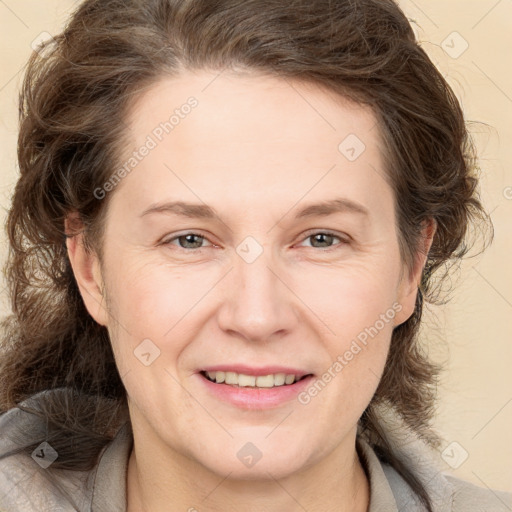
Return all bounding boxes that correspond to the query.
[394,218,436,326]
[65,213,109,327]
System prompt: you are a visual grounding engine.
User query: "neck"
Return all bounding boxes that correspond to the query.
[126,427,369,512]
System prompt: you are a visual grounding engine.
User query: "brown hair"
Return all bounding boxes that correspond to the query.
[0,1,490,510]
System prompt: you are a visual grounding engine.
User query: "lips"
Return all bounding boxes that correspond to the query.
[196,369,316,409]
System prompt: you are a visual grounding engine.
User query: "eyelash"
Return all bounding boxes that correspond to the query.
[161,230,349,252]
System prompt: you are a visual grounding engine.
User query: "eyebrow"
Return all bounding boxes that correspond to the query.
[140,197,369,220]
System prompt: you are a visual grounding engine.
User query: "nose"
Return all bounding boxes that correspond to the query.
[216,245,299,343]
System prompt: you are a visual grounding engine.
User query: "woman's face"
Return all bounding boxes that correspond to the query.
[73,70,425,480]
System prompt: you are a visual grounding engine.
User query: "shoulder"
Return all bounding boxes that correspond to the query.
[0,452,85,512]
[361,402,512,512]
[444,474,512,512]
[380,459,512,512]
[0,389,119,511]
[382,461,512,511]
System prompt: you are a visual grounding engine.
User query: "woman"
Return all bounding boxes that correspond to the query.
[0,0,510,510]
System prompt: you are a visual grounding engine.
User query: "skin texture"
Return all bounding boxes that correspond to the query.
[66,70,434,512]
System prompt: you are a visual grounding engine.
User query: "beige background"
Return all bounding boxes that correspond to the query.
[0,0,510,493]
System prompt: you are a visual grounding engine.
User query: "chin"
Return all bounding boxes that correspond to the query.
[207,458,306,482]
[192,439,313,482]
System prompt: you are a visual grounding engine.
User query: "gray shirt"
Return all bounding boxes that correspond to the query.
[0,393,510,511]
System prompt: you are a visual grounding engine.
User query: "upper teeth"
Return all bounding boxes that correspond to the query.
[206,371,300,387]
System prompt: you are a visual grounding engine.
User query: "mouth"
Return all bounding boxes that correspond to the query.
[196,367,316,409]
[199,370,314,389]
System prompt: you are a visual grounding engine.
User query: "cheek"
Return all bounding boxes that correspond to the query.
[106,250,202,323]
[294,270,398,449]
[291,258,402,398]
[292,257,402,336]
[102,254,223,370]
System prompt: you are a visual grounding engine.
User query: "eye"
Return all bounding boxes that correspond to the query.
[162,232,213,250]
[161,230,349,252]
[298,230,348,250]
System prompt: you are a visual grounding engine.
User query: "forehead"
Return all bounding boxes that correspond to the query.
[125,70,380,154]
[111,70,392,223]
